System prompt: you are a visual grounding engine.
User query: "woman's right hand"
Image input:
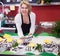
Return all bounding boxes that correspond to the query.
[20,37,25,40]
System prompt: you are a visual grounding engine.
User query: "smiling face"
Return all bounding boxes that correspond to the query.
[20,4,29,16]
[20,1,31,16]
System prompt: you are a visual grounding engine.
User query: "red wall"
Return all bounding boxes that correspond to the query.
[0,5,60,24]
[4,6,18,17]
[32,5,60,24]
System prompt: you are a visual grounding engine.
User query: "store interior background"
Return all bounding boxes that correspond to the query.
[0,5,60,25]
[0,0,60,34]
[0,0,60,56]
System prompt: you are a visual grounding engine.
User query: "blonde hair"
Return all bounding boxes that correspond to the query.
[20,1,32,13]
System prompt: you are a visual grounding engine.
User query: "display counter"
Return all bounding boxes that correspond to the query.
[0,32,59,56]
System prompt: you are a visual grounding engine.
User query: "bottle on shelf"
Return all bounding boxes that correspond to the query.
[41,0,45,5]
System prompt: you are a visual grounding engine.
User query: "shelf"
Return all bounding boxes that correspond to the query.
[30,2,60,6]
[3,2,60,6]
[1,27,16,30]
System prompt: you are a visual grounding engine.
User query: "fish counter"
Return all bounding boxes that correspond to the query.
[0,32,59,56]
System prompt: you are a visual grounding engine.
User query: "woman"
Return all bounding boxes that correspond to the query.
[14,1,36,38]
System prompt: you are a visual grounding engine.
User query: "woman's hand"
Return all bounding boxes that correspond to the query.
[20,37,24,39]
[28,33,32,36]
[20,37,25,41]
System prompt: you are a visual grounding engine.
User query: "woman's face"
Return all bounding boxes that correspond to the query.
[20,4,29,15]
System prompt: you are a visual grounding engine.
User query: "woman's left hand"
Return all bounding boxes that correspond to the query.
[28,33,32,37]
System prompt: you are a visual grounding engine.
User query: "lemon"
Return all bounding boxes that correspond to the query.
[44,39,51,44]
[0,37,3,42]
[6,37,13,43]
[28,42,36,47]
[3,34,11,39]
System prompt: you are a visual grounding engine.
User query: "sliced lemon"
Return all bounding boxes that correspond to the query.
[6,37,13,43]
[44,39,51,44]
[28,42,36,47]
[0,37,3,42]
[3,34,11,39]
